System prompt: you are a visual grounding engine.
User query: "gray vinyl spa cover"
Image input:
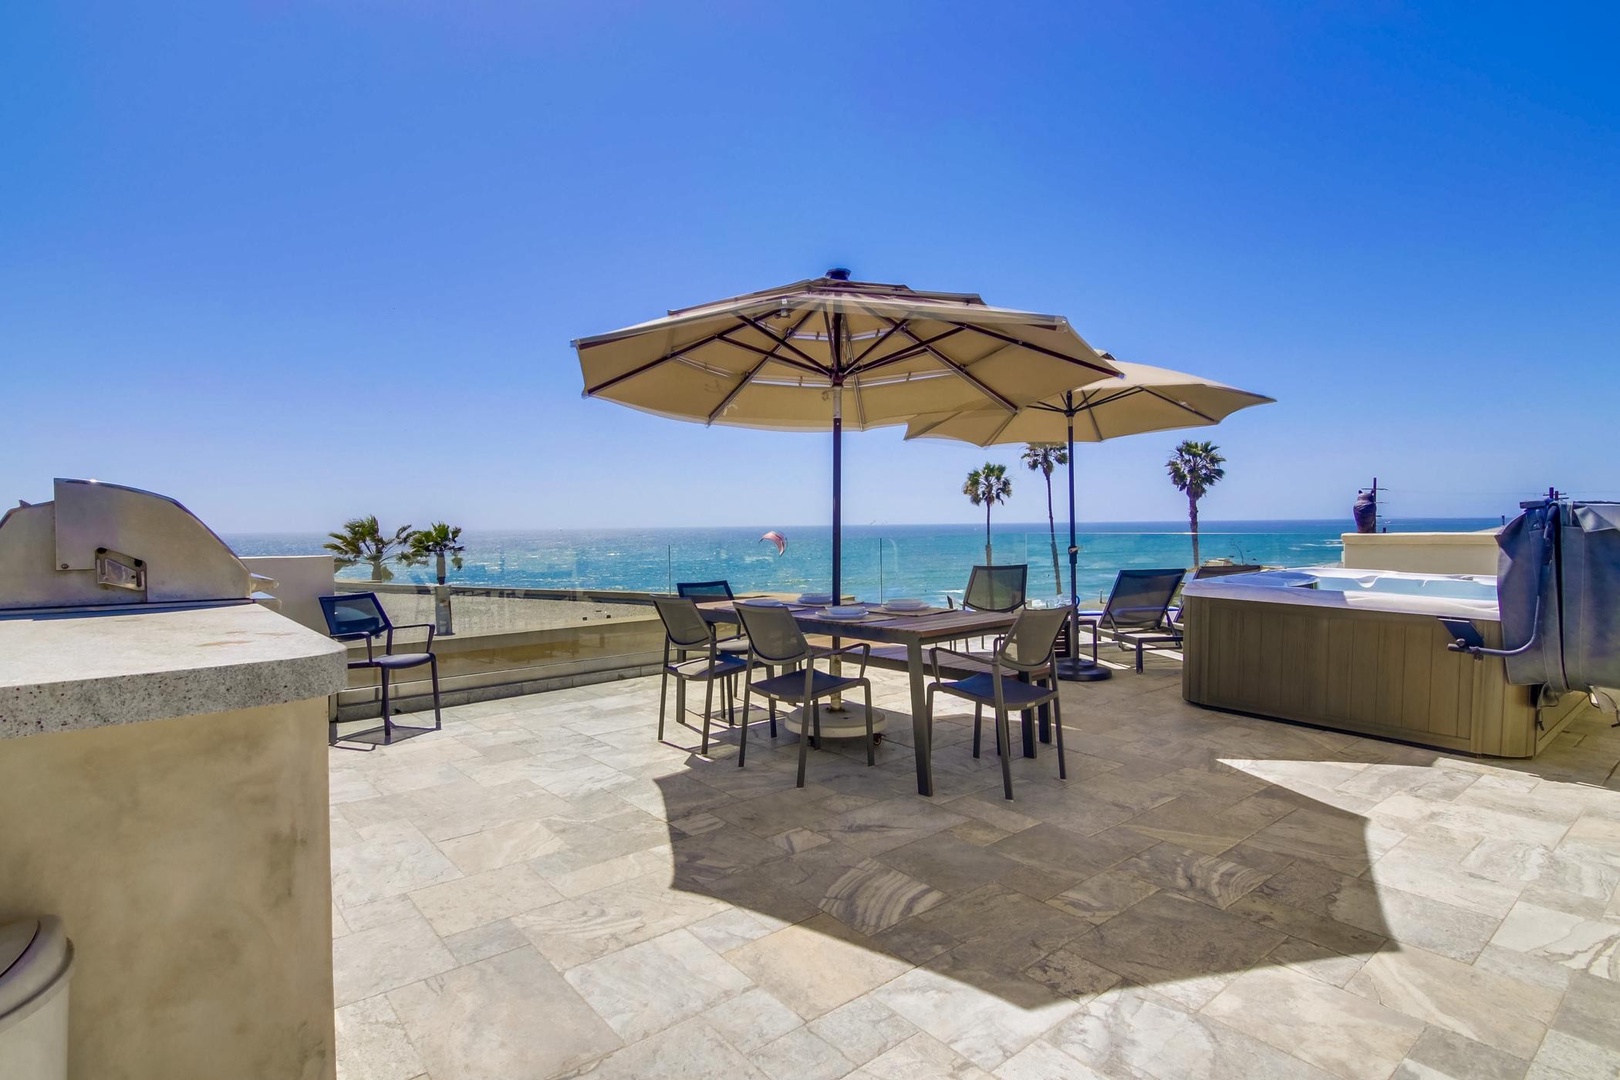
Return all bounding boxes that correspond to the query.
[1498,499,1620,694]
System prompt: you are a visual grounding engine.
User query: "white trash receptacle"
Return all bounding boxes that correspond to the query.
[0,917,75,1080]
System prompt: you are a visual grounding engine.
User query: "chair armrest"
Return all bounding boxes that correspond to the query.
[388,622,438,652]
[813,642,871,680]
[929,645,997,682]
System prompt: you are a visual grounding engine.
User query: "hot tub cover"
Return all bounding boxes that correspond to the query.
[1498,497,1620,695]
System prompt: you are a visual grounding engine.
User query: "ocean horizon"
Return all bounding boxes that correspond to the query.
[228,517,1500,606]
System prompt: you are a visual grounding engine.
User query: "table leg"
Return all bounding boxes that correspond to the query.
[907,640,933,797]
[1017,672,1038,758]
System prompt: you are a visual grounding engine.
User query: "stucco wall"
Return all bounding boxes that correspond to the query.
[0,700,336,1080]
[1340,531,1502,575]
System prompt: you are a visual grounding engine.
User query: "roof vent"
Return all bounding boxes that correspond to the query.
[825,267,851,281]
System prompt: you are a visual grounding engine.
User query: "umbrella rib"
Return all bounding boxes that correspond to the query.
[582,323,815,395]
[888,320,1018,412]
[1140,387,1220,424]
[733,312,828,371]
[848,326,968,376]
[705,309,821,423]
[948,322,1119,376]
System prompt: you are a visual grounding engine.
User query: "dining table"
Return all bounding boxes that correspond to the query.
[696,598,1040,797]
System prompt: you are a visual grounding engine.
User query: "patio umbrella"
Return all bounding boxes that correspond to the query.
[574,270,1121,601]
[906,357,1274,679]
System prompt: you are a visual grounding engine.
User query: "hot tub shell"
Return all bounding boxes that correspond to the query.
[1181,569,1588,757]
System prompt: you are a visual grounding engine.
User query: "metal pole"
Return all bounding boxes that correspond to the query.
[1057,397,1111,681]
[830,310,844,603]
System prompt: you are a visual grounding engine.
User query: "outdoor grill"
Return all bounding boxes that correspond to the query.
[0,478,259,613]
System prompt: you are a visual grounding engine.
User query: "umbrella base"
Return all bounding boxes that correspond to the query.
[1056,656,1113,682]
[783,705,889,741]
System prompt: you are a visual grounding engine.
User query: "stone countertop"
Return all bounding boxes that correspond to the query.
[0,601,348,739]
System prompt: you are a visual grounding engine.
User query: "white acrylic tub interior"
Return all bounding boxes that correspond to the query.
[1183,566,1499,620]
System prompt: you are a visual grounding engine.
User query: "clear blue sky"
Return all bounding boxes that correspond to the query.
[3,2,1615,533]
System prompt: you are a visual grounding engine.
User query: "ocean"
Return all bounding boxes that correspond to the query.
[227,519,1499,607]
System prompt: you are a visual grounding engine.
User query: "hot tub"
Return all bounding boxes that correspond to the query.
[1180,567,1586,756]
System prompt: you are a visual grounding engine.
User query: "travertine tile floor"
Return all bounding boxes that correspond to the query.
[329,656,1620,1080]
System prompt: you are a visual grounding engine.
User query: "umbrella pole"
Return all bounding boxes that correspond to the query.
[1057,401,1110,681]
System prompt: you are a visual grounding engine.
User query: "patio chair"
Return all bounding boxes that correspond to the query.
[731,603,875,786]
[1168,563,1263,628]
[926,606,1069,801]
[319,592,442,749]
[963,564,1028,612]
[676,579,749,655]
[1075,568,1188,673]
[653,596,747,755]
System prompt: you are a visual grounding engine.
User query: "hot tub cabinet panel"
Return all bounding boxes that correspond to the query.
[1181,594,1584,757]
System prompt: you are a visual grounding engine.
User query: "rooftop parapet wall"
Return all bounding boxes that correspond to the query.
[1340,530,1501,576]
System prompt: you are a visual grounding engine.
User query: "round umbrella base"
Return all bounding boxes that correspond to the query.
[782,705,889,741]
[1055,656,1113,682]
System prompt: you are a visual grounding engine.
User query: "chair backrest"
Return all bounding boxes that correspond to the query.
[1099,569,1187,631]
[319,592,392,640]
[652,596,713,649]
[676,580,735,601]
[998,606,1070,672]
[731,604,810,664]
[963,564,1027,613]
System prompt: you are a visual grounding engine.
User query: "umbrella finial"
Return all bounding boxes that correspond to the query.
[825,267,851,281]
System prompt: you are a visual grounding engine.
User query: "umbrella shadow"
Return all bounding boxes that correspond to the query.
[652,703,1403,1011]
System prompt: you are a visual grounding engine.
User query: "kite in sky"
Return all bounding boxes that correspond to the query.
[760,530,786,556]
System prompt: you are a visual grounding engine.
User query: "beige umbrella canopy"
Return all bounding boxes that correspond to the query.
[575,270,1121,598]
[904,356,1274,680]
[904,358,1275,445]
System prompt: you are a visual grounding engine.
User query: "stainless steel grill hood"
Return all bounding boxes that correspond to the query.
[0,479,251,611]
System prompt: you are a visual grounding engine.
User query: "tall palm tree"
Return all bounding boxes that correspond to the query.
[400,523,466,634]
[323,516,413,582]
[963,463,1012,565]
[1022,443,1068,594]
[1166,440,1226,568]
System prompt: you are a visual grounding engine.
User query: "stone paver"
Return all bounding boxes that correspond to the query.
[330,662,1620,1079]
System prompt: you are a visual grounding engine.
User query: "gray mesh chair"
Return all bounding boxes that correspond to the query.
[1075,568,1188,673]
[676,580,749,655]
[653,596,747,755]
[732,603,875,786]
[963,564,1028,612]
[927,606,1069,800]
[319,592,441,749]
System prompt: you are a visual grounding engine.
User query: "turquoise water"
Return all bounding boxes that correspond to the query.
[228,519,1498,606]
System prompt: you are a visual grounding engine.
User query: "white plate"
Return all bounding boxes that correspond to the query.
[738,597,786,607]
[819,606,868,621]
[797,593,835,606]
[882,598,926,611]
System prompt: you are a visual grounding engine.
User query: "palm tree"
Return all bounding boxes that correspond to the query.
[400,523,466,634]
[1166,440,1226,568]
[963,463,1012,565]
[1022,443,1068,594]
[323,516,413,582]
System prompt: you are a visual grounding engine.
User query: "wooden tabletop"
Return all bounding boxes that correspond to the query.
[698,600,1016,646]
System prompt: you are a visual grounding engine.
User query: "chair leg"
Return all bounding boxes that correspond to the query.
[701,677,715,756]
[811,701,822,747]
[995,706,1014,800]
[739,679,754,768]
[864,684,875,767]
[1051,686,1067,781]
[429,656,442,731]
[769,700,777,739]
[1136,641,1145,674]
[1091,624,1100,663]
[675,677,687,729]
[380,668,393,745]
[657,667,670,741]
[972,703,983,759]
[795,697,810,788]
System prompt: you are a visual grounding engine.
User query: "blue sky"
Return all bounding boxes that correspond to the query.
[3,2,1615,532]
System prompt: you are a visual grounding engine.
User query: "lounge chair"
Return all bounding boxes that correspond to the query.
[926,606,1069,800]
[962,564,1028,613]
[652,596,747,755]
[319,592,442,748]
[1075,569,1188,673]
